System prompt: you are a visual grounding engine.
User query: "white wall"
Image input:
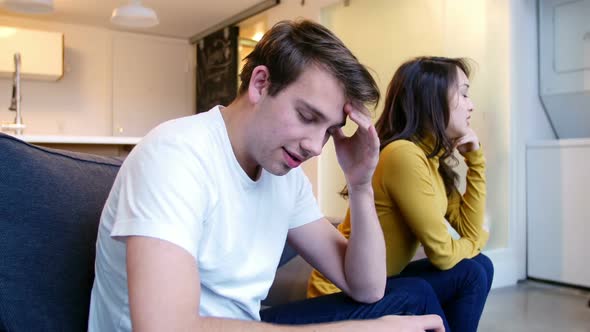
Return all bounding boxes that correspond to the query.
[0,15,195,136]
[510,0,557,283]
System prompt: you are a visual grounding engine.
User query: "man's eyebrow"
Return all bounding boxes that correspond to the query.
[461,83,470,88]
[298,100,346,127]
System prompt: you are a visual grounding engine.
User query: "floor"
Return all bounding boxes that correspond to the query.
[479,280,590,332]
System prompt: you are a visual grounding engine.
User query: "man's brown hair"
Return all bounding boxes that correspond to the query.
[239,20,379,108]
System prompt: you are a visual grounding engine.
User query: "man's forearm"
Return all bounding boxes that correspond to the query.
[176,316,383,332]
[194,317,295,332]
[343,183,386,303]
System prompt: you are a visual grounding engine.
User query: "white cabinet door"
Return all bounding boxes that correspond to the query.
[527,141,590,288]
[0,27,63,81]
[112,33,194,137]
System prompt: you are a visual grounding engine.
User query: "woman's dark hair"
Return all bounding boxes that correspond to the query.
[239,19,379,107]
[341,56,472,197]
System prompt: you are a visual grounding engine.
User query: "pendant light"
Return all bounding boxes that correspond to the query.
[111,0,159,28]
[0,0,53,14]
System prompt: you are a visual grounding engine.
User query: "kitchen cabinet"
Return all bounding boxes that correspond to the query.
[527,139,590,288]
[0,26,63,80]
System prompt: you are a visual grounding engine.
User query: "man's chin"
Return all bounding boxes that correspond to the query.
[265,164,293,176]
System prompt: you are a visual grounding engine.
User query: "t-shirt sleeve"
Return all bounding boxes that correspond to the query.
[110,136,213,259]
[288,168,323,229]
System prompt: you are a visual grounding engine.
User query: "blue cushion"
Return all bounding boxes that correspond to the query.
[0,133,122,332]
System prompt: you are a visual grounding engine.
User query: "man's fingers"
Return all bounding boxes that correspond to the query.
[330,127,346,142]
[416,314,445,332]
[344,103,372,131]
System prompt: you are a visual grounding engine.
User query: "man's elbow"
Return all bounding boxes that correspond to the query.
[349,287,385,304]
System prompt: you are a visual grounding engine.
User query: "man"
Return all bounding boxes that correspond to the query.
[89,20,445,332]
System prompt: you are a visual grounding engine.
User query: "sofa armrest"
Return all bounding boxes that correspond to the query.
[0,133,122,332]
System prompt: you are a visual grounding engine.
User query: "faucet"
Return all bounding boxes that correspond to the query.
[2,52,25,135]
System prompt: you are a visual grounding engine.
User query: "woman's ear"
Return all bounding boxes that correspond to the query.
[248,65,270,104]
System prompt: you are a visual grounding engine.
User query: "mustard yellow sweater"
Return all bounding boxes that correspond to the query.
[307,139,489,298]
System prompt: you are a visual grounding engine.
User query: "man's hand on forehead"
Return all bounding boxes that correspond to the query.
[331,102,379,188]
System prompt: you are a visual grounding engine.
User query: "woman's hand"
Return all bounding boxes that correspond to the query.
[453,128,480,155]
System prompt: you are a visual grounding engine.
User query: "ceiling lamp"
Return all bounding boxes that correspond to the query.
[111,0,159,28]
[0,0,53,14]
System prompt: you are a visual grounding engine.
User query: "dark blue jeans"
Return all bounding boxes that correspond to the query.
[260,277,449,331]
[398,253,494,332]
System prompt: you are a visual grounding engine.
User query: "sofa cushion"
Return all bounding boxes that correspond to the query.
[0,133,122,332]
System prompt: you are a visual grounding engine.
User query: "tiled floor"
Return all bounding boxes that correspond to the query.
[479,280,590,332]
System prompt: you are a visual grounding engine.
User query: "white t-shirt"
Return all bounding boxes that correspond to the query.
[88,106,323,332]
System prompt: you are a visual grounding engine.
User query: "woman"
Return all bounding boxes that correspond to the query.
[308,56,493,332]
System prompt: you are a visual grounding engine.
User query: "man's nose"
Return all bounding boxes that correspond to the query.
[301,134,324,158]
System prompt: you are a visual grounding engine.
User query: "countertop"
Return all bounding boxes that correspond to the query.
[5,134,142,145]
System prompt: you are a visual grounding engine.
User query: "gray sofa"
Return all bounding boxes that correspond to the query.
[0,132,312,332]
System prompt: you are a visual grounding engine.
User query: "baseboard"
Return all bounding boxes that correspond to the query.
[484,247,520,289]
[527,277,590,292]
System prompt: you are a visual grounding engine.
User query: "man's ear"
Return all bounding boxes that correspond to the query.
[248,65,270,104]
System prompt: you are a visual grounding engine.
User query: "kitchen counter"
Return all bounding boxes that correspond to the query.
[11,134,142,145]
[3,133,142,157]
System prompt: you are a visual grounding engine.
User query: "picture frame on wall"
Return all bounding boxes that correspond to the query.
[196,26,239,113]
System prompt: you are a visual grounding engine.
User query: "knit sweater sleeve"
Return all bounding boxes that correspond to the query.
[445,146,489,250]
[380,141,480,270]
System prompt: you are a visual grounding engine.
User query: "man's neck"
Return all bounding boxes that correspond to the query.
[220,98,262,180]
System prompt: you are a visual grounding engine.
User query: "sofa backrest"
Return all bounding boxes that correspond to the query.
[0,133,123,332]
